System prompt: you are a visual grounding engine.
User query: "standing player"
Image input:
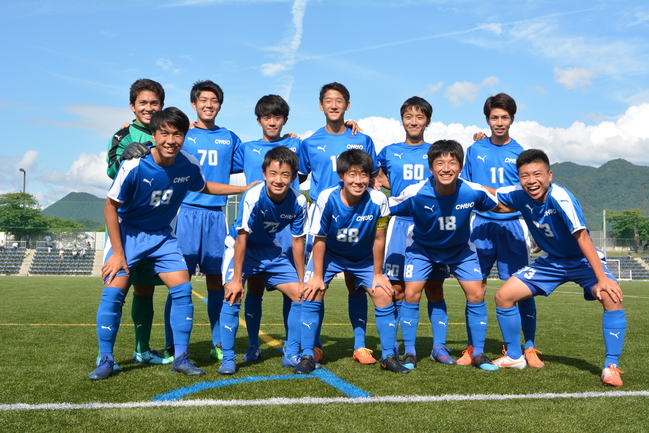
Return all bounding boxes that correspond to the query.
[376,97,451,365]
[491,149,625,386]
[299,149,409,374]
[298,82,378,364]
[218,146,307,375]
[89,107,251,380]
[171,80,242,363]
[460,93,542,367]
[389,140,499,371]
[231,94,301,361]
[103,78,168,369]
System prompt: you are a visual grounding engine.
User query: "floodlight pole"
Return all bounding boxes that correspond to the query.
[19,168,26,193]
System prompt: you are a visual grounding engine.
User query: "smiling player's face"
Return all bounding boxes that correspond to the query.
[130,90,162,127]
[430,154,461,194]
[339,165,369,205]
[258,115,287,142]
[518,161,553,203]
[191,91,221,125]
[151,122,184,165]
[320,90,349,123]
[263,160,295,201]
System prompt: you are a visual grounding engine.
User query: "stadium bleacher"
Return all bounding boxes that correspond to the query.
[0,248,26,275]
[28,248,95,276]
[483,257,649,280]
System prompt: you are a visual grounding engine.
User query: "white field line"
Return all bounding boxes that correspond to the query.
[2,391,649,411]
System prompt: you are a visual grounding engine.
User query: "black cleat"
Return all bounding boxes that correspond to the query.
[402,352,417,368]
[471,353,498,371]
[293,355,316,374]
[380,355,411,373]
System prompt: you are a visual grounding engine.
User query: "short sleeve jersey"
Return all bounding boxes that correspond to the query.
[229,183,307,245]
[389,177,497,249]
[181,125,241,208]
[496,183,587,258]
[298,127,377,200]
[106,121,152,180]
[377,142,430,196]
[310,184,389,261]
[461,137,526,220]
[233,137,302,190]
[108,150,206,231]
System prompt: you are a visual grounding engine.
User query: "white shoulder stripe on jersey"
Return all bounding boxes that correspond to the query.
[238,183,264,233]
[550,185,587,233]
[107,158,142,203]
[388,179,427,207]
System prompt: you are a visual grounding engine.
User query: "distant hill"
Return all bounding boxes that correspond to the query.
[42,192,104,229]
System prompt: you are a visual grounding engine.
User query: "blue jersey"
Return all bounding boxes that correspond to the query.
[389,177,497,249]
[108,150,206,231]
[233,136,301,190]
[228,183,307,245]
[298,127,377,200]
[310,183,389,261]
[497,183,587,258]
[181,125,241,208]
[462,137,525,220]
[378,142,430,197]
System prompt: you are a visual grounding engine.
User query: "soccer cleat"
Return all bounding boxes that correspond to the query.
[133,348,171,365]
[601,364,624,387]
[293,355,316,374]
[430,346,457,365]
[313,347,324,364]
[96,354,122,372]
[471,353,499,371]
[402,352,418,369]
[242,346,262,362]
[353,347,377,365]
[456,345,474,365]
[171,352,205,376]
[210,343,223,361]
[493,353,527,370]
[163,345,175,362]
[380,355,411,373]
[282,353,301,368]
[218,359,237,375]
[524,347,545,368]
[88,356,116,380]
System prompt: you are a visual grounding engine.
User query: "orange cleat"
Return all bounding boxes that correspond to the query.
[353,347,377,365]
[524,347,545,368]
[456,346,474,365]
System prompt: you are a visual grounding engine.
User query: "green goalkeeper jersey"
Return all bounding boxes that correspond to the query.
[105,120,152,179]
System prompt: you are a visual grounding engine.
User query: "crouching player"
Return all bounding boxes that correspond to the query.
[89,107,251,380]
[389,140,500,371]
[218,146,307,375]
[298,149,409,374]
[492,149,625,386]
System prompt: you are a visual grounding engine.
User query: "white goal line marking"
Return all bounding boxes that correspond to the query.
[3,391,649,411]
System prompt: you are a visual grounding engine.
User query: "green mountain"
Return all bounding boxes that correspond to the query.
[42,192,104,229]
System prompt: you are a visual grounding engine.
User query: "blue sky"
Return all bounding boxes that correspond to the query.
[1,0,648,206]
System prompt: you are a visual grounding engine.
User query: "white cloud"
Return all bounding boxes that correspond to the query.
[355,103,649,167]
[553,67,598,90]
[258,0,307,77]
[422,81,444,96]
[26,105,133,137]
[444,76,499,106]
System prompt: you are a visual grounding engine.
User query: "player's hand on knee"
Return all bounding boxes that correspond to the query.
[301,278,324,301]
[372,274,393,296]
[593,277,623,304]
[102,255,128,284]
[224,282,244,305]
[120,141,152,162]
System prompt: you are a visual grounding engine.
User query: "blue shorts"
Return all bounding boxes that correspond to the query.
[404,241,482,282]
[305,250,373,293]
[385,216,448,281]
[471,215,530,280]
[103,222,188,282]
[275,225,295,267]
[174,204,226,275]
[513,253,617,300]
[222,237,299,288]
[304,202,317,261]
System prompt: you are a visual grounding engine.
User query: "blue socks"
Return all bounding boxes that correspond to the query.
[603,309,626,368]
[244,293,263,347]
[466,301,487,357]
[375,304,397,359]
[96,287,126,355]
[348,294,368,350]
[518,297,537,350]
[163,294,173,349]
[285,302,302,356]
[428,301,448,347]
[300,300,322,357]
[219,301,241,361]
[496,305,522,359]
[168,282,194,348]
[400,301,419,355]
[207,289,224,348]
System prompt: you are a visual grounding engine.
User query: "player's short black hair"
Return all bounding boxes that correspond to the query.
[483,93,517,118]
[150,107,190,136]
[336,149,374,177]
[190,80,224,104]
[427,139,464,169]
[262,146,298,176]
[516,149,550,171]
[319,82,350,104]
[400,96,433,121]
[129,79,165,105]
[255,95,290,119]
